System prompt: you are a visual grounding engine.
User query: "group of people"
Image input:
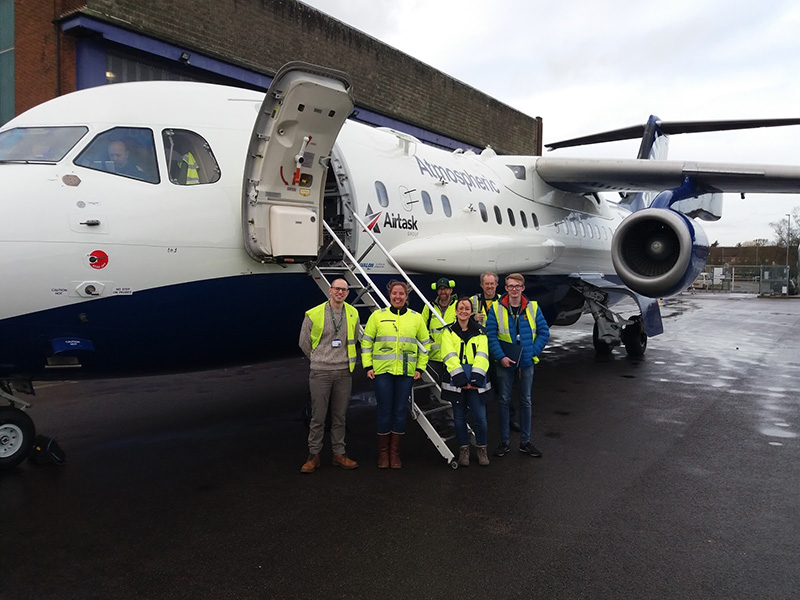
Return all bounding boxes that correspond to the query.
[297,271,550,472]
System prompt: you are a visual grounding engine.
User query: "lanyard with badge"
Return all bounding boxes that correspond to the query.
[329,303,345,348]
[510,304,521,342]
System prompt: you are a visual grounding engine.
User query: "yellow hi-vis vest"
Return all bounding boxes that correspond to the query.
[491,299,540,365]
[181,152,200,185]
[306,301,359,372]
[440,328,491,393]
[470,294,499,319]
[421,300,457,361]
[362,308,431,376]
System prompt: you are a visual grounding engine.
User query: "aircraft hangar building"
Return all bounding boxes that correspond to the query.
[2,0,542,155]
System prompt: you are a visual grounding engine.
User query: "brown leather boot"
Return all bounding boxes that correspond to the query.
[476,445,490,466]
[300,453,320,474]
[332,454,358,470]
[377,434,391,469]
[458,445,470,467]
[389,432,403,469]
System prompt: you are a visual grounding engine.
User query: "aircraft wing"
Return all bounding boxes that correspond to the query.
[535,157,800,194]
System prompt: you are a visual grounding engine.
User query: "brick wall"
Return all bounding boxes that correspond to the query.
[73,0,541,154]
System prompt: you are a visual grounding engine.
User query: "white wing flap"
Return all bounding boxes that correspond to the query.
[535,157,800,194]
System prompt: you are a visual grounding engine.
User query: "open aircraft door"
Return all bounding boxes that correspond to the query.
[243,62,353,262]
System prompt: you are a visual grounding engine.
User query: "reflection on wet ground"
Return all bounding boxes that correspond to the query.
[2,294,799,600]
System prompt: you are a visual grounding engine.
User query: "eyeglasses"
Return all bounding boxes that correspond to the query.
[506,284,523,290]
[330,286,348,292]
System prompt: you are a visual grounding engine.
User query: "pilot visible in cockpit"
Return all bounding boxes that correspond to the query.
[107,140,144,178]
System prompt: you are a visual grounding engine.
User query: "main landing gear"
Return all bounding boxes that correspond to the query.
[0,381,35,470]
[579,285,648,357]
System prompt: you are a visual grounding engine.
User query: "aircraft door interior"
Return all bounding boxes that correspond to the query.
[242,62,354,263]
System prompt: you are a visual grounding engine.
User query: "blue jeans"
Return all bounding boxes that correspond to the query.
[450,389,488,447]
[496,365,534,444]
[373,374,414,434]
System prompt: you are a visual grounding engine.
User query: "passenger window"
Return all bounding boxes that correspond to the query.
[532,213,539,229]
[422,190,433,214]
[74,127,159,183]
[587,222,593,238]
[507,208,516,227]
[375,181,389,207]
[494,205,503,225]
[479,202,488,223]
[162,129,221,185]
[520,211,528,228]
[441,194,452,217]
[571,221,578,236]
[555,222,560,233]
[579,222,586,237]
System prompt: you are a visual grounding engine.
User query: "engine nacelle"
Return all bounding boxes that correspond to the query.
[611,208,709,298]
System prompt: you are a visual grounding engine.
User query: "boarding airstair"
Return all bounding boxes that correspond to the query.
[307,204,466,469]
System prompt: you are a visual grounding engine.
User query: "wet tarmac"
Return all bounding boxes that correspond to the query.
[2,293,799,599]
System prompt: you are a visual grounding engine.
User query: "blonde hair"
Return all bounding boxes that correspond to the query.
[505,273,525,285]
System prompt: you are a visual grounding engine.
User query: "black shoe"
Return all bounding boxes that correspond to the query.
[510,421,521,432]
[493,443,510,457]
[519,441,542,457]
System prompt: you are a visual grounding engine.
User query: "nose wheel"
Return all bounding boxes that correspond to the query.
[0,406,35,470]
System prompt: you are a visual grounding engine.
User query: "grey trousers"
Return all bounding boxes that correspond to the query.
[308,368,352,455]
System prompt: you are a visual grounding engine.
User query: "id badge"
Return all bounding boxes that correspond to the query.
[331,339,342,348]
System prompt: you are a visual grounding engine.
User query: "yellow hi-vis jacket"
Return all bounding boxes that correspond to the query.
[181,152,200,185]
[440,325,491,393]
[421,299,457,362]
[306,301,359,372]
[362,307,431,376]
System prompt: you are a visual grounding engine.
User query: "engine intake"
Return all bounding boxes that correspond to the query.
[611,208,708,298]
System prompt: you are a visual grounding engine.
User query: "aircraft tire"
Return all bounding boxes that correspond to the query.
[622,317,647,357]
[0,406,36,470]
[592,322,613,356]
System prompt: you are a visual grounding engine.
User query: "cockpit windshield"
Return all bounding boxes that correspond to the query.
[0,126,89,162]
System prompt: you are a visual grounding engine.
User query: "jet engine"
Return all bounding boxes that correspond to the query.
[611,208,709,298]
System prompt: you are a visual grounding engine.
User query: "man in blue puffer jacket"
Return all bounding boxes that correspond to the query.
[486,272,550,458]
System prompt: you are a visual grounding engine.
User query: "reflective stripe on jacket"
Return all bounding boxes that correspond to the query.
[421,300,457,361]
[440,325,491,393]
[306,301,359,372]
[361,307,431,376]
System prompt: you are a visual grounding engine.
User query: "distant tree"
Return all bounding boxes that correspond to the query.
[769,206,800,246]
[736,242,742,248]
[711,240,719,247]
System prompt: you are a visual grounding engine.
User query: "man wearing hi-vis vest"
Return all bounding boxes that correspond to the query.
[298,278,361,473]
[486,272,550,459]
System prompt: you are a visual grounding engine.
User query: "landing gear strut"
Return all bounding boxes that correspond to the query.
[579,283,648,357]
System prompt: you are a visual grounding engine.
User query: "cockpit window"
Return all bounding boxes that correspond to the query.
[74,127,159,183]
[162,129,221,185]
[0,126,88,162]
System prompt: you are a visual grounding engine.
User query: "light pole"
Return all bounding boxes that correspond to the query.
[786,213,791,291]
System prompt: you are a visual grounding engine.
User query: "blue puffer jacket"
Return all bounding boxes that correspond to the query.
[486,294,550,368]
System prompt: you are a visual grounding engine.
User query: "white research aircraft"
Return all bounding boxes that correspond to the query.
[2,61,800,469]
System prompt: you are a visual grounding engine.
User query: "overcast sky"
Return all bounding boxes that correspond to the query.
[300,0,800,246]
